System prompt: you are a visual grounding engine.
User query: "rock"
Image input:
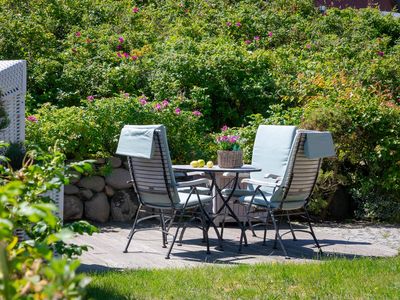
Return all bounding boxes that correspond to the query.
[69,171,81,184]
[95,158,106,164]
[105,168,131,190]
[63,195,83,220]
[84,193,110,223]
[104,185,115,197]
[109,157,122,168]
[110,190,139,221]
[80,188,93,200]
[64,184,80,195]
[78,176,105,192]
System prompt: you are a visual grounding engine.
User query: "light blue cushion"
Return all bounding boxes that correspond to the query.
[303,131,335,159]
[116,125,160,158]
[240,194,305,210]
[176,192,213,208]
[250,125,297,186]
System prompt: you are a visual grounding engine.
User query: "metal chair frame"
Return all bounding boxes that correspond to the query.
[123,130,215,259]
[240,132,323,258]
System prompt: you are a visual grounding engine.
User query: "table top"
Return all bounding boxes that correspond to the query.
[172,164,261,173]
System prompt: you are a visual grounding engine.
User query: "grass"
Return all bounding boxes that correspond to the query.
[86,256,400,299]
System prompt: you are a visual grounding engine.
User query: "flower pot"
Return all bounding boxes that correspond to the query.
[217,150,243,168]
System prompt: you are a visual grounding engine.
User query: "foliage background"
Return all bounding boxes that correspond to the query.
[0,0,399,220]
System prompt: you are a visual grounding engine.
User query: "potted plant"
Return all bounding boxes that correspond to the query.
[215,126,243,168]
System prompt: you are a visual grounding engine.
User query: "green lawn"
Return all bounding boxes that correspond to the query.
[86,256,400,299]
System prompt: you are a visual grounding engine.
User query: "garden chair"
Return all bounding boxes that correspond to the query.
[221,125,297,239]
[238,130,335,258]
[116,124,215,259]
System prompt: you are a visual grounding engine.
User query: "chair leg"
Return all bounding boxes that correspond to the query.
[305,208,322,254]
[160,211,167,248]
[269,210,289,258]
[287,212,297,241]
[263,211,269,246]
[273,215,282,249]
[166,210,185,259]
[178,224,187,246]
[124,204,142,253]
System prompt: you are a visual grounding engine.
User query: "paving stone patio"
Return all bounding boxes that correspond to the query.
[72,220,400,271]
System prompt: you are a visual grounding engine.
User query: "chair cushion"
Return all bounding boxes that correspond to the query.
[177,186,211,195]
[251,125,297,182]
[175,192,213,209]
[240,194,305,210]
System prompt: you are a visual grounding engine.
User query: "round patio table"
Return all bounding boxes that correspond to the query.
[173,164,261,251]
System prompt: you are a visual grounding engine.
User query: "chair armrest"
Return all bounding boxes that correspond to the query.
[241,178,278,188]
[222,172,249,178]
[176,178,209,188]
[264,173,282,183]
[186,171,205,177]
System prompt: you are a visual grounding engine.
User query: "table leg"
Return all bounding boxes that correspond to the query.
[213,173,248,252]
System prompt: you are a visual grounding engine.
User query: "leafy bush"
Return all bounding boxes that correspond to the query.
[235,77,400,222]
[0,144,97,298]
[1,0,398,128]
[26,95,214,163]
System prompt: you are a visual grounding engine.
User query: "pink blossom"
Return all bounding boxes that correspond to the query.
[154,103,162,110]
[174,108,181,115]
[306,44,311,49]
[229,135,239,143]
[123,93,130,98]
[27,115,38,123]
[268,31,273,37]
[117,52,122,58]
[139,96,148,105]
[117,44,122,50]
[377,51,384,57]
[75,31,81,37]
[226,21,232,27]
[245,39,252,45]
[118,36,124,43]
[254,36,260,41]
[123,52,130,58]
[221,125,228,131]
[132,6,139,13]
[235,22,241,27]
[192,110,202,117]
[131,55,138,61]
[162,99,169,107]
[87,95,95,102]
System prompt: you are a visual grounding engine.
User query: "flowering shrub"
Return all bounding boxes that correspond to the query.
[26,95,212,163]
[0,144,97,298]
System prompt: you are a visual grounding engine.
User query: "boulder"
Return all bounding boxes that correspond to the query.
[109,156,122,168]
[78,176,105,192]
[105,168,131,190]
[69,171,81,184]
[80,188,93,200]
[84,192,110,223]
[63,195,83,220]
[104,185,115,197]
[64,184,80,195]
[110,190,139,221]
[95,158,106,164]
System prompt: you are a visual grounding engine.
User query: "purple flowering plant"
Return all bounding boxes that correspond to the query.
[215,125,240,151]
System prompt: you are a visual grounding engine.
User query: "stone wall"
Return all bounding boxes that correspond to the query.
[63,157,139,223]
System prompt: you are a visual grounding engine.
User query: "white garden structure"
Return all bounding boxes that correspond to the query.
[0,60,63,223]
